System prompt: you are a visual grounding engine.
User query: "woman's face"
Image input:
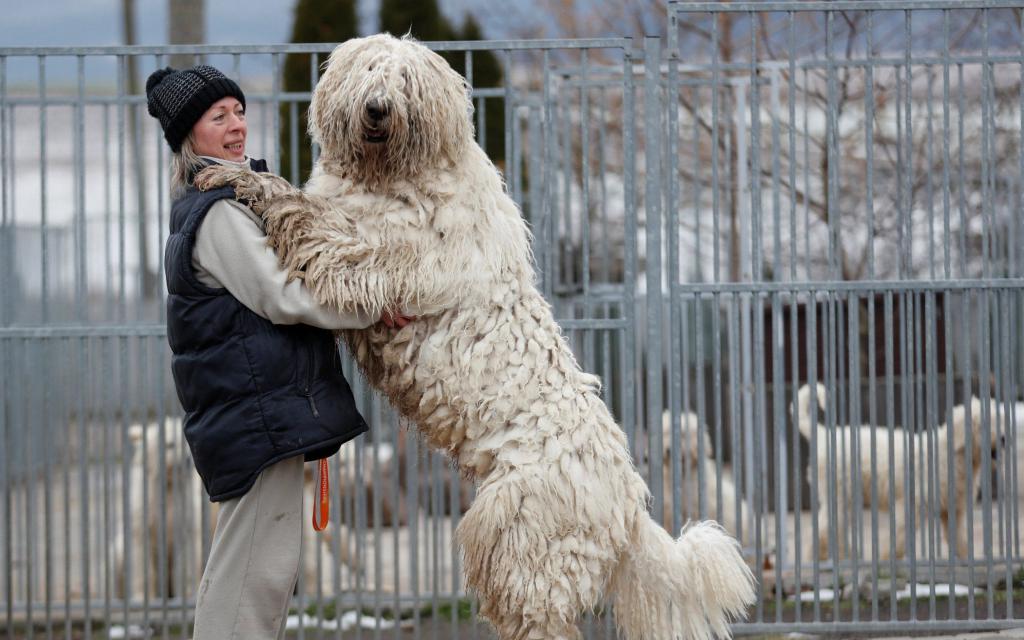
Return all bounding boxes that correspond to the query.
[192,96,246,162]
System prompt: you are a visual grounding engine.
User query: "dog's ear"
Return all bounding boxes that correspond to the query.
[309,38,371,151]
[815,383,827,415]
[660,410,677,461]
[407,45,473,160]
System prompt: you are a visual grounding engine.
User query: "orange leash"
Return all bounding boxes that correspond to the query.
[312,458,330,531]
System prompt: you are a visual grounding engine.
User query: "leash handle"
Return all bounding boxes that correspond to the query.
[312,458,330,531]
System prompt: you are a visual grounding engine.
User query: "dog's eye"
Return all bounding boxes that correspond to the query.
[368,64,374,71]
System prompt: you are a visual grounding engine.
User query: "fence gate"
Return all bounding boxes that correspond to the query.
[2,2,1024,638]
[660,1,1024,634]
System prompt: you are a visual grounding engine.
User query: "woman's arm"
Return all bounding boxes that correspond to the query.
[193,199,377,330]
[195,163,423,318]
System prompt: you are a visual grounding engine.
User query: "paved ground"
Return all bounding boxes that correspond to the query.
[867,628,1024,640]
[4,615,1022,639]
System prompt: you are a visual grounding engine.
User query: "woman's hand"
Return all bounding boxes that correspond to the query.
[381,310,415,329]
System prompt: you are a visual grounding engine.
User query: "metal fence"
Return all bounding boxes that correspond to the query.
[2,1,1023,637]
[660,2,1024,633]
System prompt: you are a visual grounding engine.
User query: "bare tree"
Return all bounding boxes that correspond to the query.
[716,9,1024,281]
[436,4,1022,285]
[535,6,1022,282]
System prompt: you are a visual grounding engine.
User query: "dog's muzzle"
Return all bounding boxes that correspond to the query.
[364,98,389,143]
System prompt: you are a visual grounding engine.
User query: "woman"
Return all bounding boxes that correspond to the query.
[146,64,406,639]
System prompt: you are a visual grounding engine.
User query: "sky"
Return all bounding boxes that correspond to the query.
[0,0,520,86]
[0,0,499,48]
[4,0,297,47]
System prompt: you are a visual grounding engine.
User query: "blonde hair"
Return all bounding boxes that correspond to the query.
[170,133,204,199]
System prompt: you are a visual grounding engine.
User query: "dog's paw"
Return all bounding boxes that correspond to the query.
[194,165,246,191]
[194,165,269,211]
[230,176,268,211]
[253,173,299,202]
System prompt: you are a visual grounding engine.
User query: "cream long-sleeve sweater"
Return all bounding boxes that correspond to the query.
[191,157,375,330]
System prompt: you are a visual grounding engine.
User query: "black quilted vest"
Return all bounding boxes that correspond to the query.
[164,159,368,501]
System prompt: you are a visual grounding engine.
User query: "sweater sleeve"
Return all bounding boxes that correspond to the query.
[192,198,377,330]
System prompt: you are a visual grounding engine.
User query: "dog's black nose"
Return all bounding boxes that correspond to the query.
[366,98,388,122]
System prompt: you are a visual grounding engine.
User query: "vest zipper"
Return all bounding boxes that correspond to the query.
[305,342,320,418]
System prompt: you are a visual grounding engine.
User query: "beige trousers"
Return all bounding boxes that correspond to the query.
[192,456,304,640]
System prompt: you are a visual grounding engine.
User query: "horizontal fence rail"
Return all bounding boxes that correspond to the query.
[2,3,1024,636]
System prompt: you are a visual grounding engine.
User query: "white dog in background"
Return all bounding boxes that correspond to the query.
[659,411,750,543]
[112,418,206,599]
[794,384,1003,561]
[197,33,754,640]
[113,420,362,599]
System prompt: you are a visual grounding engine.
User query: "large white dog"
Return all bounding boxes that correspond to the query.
[794,383,1003,561]
[197,34,754,640]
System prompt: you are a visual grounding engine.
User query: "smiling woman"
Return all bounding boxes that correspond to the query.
[191,96,248,162]
[143,63,399,640]
[144,65,249,197]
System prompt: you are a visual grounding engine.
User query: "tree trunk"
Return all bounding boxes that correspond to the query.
[122,0,158,302]
[169,0,206,69]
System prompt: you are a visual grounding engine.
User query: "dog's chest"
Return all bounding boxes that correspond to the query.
[323,183,447,247]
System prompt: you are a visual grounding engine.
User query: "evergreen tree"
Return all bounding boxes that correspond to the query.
[455,14,505,164]
[379,0,454,42]
[279,0,358,183]
[379,0,458,78]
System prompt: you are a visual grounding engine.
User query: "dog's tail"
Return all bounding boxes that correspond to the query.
[794,383,827,441]
[609,515,755,640]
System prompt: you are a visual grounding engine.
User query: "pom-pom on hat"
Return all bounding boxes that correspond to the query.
[145,65,246,152]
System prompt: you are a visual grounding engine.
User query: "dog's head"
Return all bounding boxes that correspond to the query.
[661,411,714,467]
[793,382,828,441]
[950,397,1004,466]
[309,33,474,187]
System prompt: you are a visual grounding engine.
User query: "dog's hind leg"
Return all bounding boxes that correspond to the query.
[812,470,833,561]
[815,509,832,561]
[456,476,590,640]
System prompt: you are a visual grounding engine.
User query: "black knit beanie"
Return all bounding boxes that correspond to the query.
[145,65,246,152]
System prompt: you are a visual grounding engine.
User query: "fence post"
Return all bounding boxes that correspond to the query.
[643,35,665,524]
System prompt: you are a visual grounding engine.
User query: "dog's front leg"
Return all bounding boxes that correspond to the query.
[255,191,394,319]
[194,165,296,214]
[950,506,970,560]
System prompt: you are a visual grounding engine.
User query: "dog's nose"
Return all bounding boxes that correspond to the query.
[366,98,388,122]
